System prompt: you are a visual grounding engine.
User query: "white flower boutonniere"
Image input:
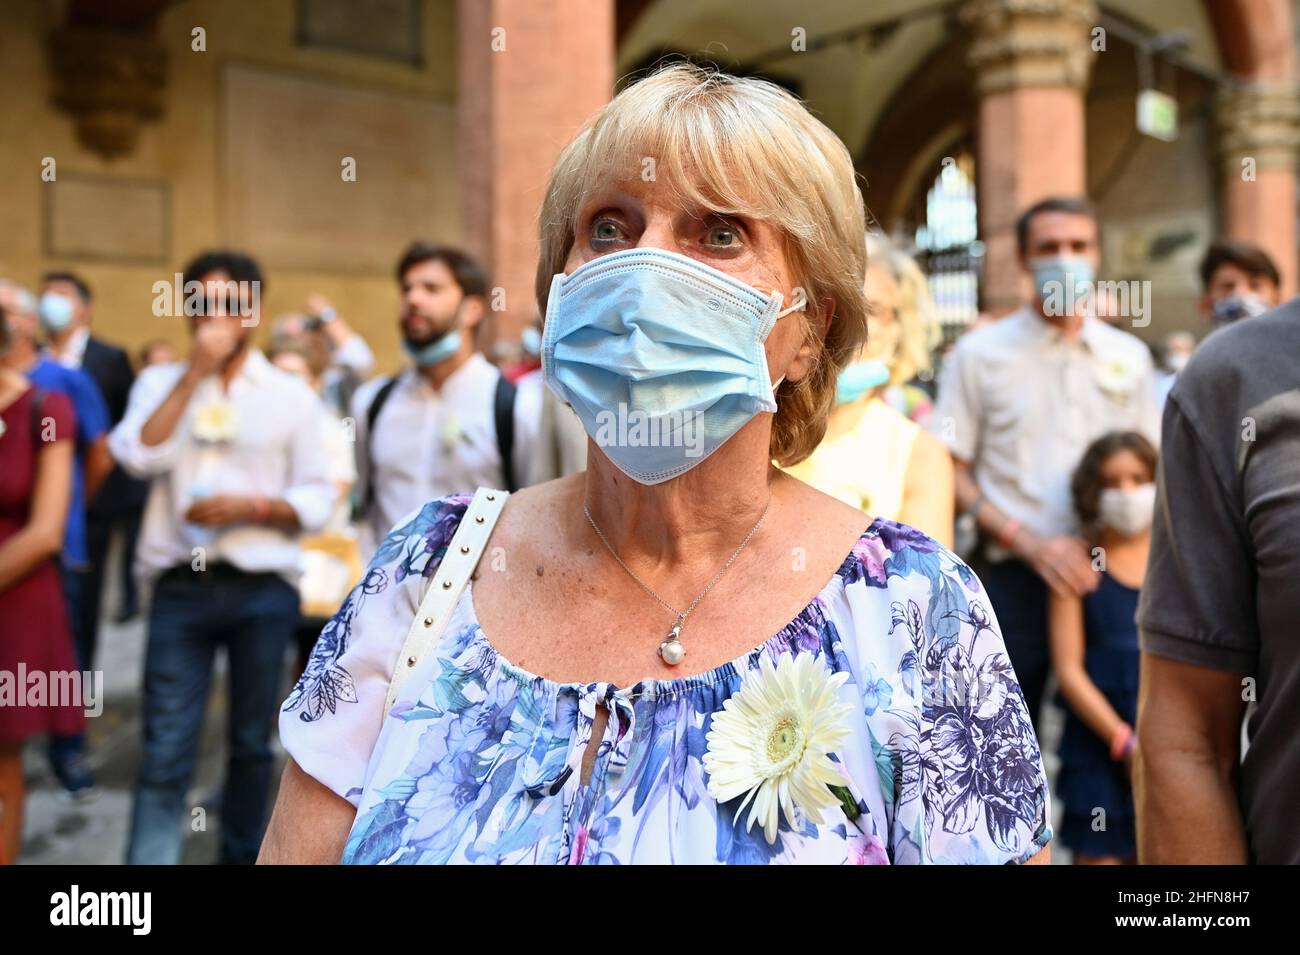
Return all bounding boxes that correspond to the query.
[704,652,855,844]
[1095,357,1139,401]
[440,411,463,455]
[192,399,239,444]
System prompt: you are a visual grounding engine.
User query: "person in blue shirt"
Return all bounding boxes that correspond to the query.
[0,284,110,799]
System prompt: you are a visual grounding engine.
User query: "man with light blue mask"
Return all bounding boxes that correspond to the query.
[932,195,1160,733]
[352,242,537,554]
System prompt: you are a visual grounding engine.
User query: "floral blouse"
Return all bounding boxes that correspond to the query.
[281,494,1052,865]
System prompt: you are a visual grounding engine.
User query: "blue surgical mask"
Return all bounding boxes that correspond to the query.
[403,328,461,367]
[521,325,542,357]
[542,248,804,484]
[1031,256,1095,311]
[835,359,891,406]
[38,292,76,333]
[1211,293,1268,327]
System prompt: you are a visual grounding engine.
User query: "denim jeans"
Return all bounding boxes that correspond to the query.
[48,567,91,774]
[126,566,299,865]
[972,555,1050,733]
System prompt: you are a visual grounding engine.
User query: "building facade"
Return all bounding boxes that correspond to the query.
[0,0,1296,366]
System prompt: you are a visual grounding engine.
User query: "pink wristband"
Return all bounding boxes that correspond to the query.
[1110,723,1136,761]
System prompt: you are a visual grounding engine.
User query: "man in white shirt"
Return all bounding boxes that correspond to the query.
[932,197,1160,729]
[353,243,536,554]
[109,250,333,865]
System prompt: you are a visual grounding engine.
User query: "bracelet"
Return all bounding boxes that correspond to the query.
[996,518,1022,549]
[968,492,985,519]
[1109,723,1136,761]
[249,496,270,524]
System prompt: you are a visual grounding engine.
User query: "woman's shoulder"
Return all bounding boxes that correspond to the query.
[830,517,997,683]
[369,493,475,582]
[26,387,76,439]
[835,516,975,595]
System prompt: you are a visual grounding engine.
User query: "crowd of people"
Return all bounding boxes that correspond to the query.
[0,70,1294,866]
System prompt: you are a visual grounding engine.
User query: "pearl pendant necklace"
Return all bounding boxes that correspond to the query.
[659,616,687,666]
[583,493,772,667]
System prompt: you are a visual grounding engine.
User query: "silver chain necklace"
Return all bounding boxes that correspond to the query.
[582,492,772,666]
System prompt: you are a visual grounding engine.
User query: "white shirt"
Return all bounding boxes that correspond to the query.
[50,326,91,369]
[519,367,589,486]
[932,307,1160,553]
[318,404,357,533]
[109,349,335,587]
[351,353,537,552]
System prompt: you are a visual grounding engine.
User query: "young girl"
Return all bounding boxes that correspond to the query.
[1050,430,1157,865]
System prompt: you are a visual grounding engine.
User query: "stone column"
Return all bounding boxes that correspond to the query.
[1215,81,1300,296]
[457,0,615,358]
[960,0,1098,316]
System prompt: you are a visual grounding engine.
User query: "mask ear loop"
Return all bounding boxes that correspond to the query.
[768,287,813,403]
[774,287,807,319]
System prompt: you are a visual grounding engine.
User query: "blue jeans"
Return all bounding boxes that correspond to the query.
[48,567,90,774]
[973,556,1050,733]
[126,566,299,865]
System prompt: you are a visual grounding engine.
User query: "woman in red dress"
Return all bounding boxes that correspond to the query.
[0,310,83,864]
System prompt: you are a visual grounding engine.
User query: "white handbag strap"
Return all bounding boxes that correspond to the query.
[385,487,510,713]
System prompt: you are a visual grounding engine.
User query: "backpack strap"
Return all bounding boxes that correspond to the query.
[493,373,518,493]
[358,375,400,521]
[384,486,510,714]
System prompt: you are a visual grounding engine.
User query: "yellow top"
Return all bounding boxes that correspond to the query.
[784,396,919,520]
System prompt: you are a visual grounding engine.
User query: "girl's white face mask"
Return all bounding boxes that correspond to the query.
[542,248,803,485]
[1097,483,1156,537]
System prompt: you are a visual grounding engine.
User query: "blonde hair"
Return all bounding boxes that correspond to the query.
[535,63,868,466]
[863,233,940,388]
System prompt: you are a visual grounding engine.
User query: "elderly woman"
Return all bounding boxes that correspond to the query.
[260,64,1050,865]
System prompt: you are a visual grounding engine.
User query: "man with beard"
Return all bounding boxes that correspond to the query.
[353,242,536,553]
[109,250,333,864]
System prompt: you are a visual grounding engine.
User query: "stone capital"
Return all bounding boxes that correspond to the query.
[1215,80,1300,171]
[960,0,1099,95]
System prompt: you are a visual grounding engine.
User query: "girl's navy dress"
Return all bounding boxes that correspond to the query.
[1057,571,1140,858]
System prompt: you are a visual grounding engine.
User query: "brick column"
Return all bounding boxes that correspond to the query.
[457,0,615,357]
[1215,82,1300,296]
[960,0,1098,316]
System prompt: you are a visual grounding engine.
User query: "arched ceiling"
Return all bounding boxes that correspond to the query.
[617,0,1228,160]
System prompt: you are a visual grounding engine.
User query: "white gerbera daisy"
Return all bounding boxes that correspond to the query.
[703,651,854,844]
[192,399,239,443]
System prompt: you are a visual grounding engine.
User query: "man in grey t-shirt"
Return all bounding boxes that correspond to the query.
[1136,299,1300,864]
